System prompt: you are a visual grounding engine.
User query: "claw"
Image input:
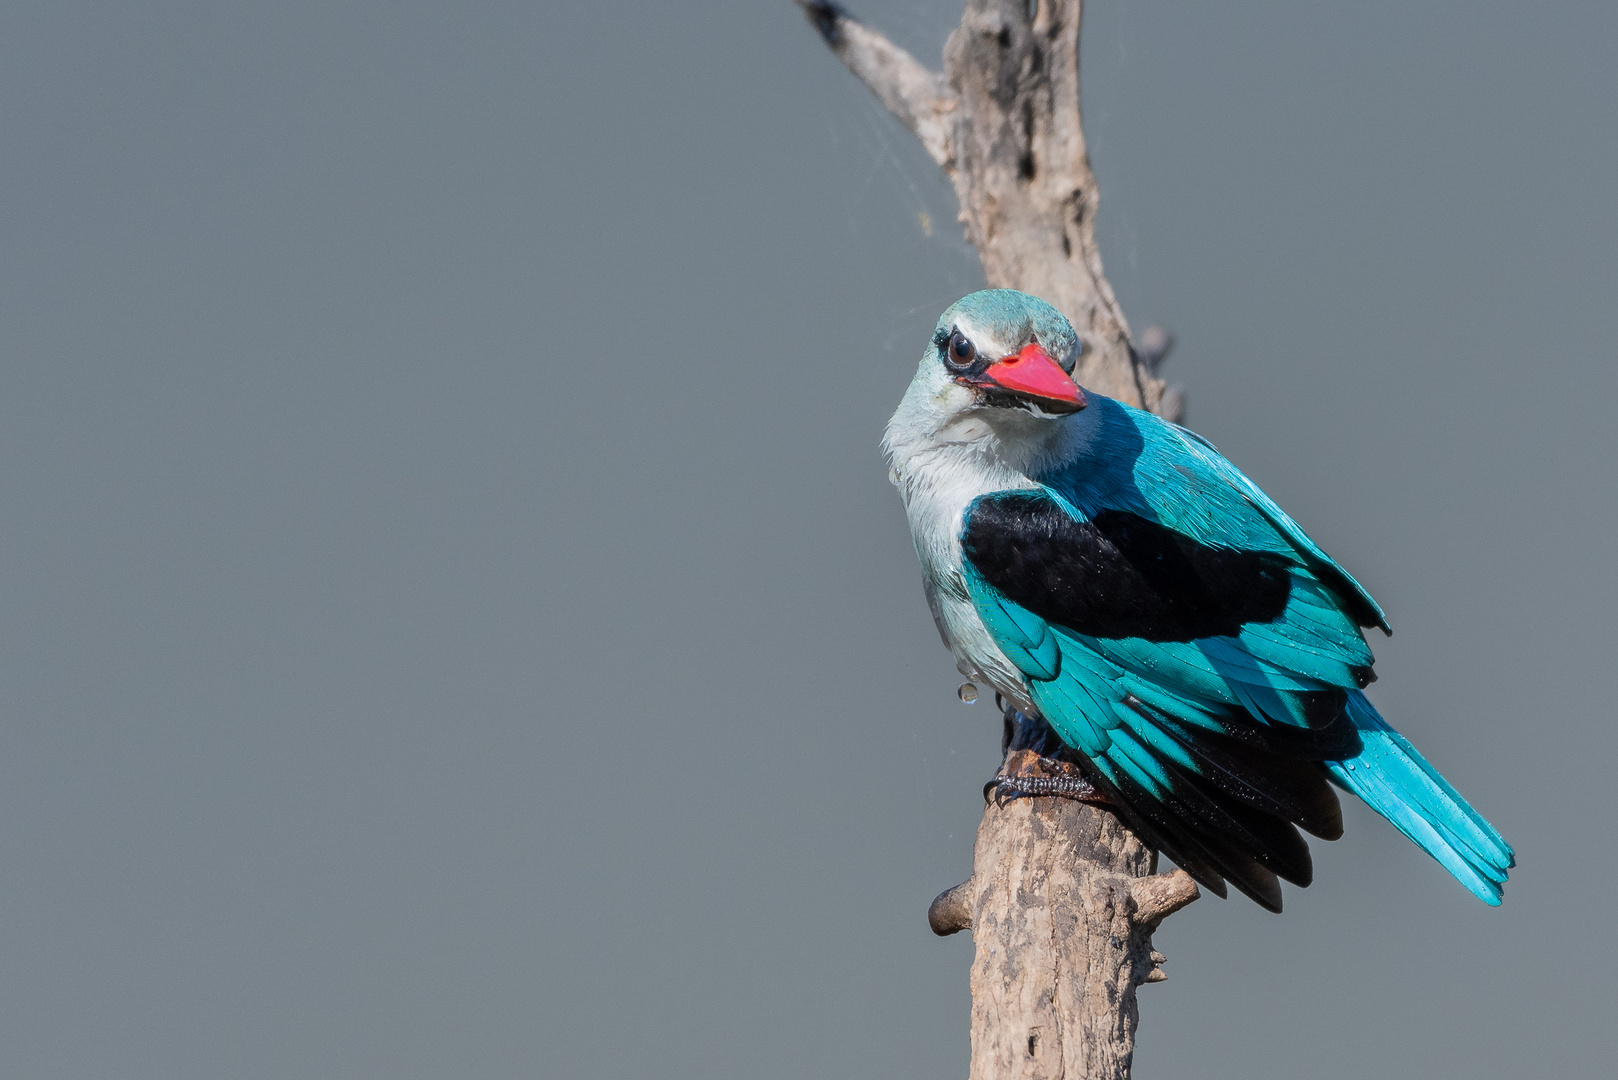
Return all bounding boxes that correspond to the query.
[985,768,1109,807]
[986,710,1111,807]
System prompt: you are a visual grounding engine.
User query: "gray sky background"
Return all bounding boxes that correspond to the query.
[3,2,1615,1077]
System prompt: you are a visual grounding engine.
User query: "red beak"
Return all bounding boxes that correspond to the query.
[979,343,1086,413]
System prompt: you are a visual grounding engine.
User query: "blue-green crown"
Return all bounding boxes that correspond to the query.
[933,290,1080,372]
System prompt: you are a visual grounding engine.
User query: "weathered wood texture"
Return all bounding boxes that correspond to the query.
[799,1,1198,1075]
[966,803,1196,1079]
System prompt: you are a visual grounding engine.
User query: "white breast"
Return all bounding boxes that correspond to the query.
[887,432,1041,712]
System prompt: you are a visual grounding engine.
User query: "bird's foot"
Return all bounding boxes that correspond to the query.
[984,748,1109,807]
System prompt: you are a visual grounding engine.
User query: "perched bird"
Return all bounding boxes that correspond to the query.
[883,289,1513,910]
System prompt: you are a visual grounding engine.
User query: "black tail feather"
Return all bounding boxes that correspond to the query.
[1149,759,1313,888]
[1151,713,1345,840]
[1081,764,1288,911]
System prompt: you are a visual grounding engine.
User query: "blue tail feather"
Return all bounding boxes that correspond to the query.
[1327,694,1515,905]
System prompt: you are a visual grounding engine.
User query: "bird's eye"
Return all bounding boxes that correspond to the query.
[946,330,976,367]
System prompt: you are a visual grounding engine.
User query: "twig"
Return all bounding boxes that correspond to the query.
[795,2,956,166]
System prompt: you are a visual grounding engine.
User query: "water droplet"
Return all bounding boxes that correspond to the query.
[1345,762,1356,771]
[958,682,979,704]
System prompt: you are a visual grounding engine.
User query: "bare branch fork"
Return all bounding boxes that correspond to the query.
[799,2,1195,1076]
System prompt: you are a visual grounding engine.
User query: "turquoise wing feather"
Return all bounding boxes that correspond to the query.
[958,398,1512,907]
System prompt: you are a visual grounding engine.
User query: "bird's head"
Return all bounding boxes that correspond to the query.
[884,291,1089,484]
[917,290,1086,423]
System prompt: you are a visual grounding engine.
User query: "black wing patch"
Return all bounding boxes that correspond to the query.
[962,491,1292,642]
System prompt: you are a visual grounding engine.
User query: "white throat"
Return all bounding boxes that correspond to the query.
[881,384,1086,708]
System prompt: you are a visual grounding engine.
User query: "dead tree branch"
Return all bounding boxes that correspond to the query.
[800,2,1194,1076]
[797,0,956,165]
